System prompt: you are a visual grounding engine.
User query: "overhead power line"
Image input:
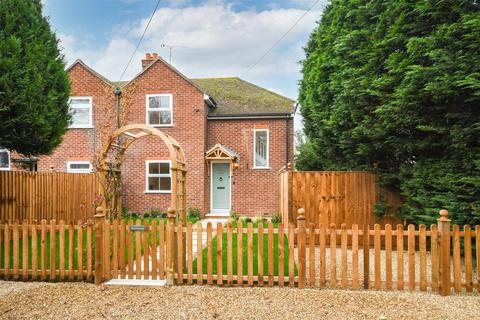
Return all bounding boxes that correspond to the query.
[118,0,162,82]
[240,0,322,77]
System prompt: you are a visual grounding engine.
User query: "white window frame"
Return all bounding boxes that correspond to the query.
[253,129,270,169]
[0,149,11,171]
[67,161,92,173]
[145,160,172,193]
[146,94,173,127]
[68,96,93,128]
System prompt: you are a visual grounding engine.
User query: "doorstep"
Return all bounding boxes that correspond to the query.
[205,212,230,218]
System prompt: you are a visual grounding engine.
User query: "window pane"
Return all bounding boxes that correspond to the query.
[148,177,160,191]
[70,163,90,170]
[255,131,268,167]
[159,96,171,108]
[159,110,172,125]
[148,111,160,125]
[159,162,170,174]
[148,95,171,109]
[149,96,160,109]
[149,162,160,174]
[70,107,90,126]
[0,151,9,168]
[70,98,91,106]
[160,177,171,191]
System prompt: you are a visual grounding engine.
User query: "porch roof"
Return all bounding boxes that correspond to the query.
[205,144,239,161]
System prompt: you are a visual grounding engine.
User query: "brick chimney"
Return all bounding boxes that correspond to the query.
[142,53,158,70]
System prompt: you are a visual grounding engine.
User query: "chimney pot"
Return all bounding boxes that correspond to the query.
[146,53,152,59]
[153,53,158,59]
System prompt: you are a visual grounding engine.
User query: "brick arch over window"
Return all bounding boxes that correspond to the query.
[98,124,186,222]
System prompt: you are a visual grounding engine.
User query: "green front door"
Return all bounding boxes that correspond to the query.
[211,162,230,213]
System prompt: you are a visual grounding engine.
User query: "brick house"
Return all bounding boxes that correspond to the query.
[4,54,295,217]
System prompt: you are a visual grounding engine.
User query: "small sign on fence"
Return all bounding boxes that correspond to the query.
[128,225,148,232]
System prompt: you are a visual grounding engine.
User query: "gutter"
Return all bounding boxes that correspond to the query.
[208,112,294,120]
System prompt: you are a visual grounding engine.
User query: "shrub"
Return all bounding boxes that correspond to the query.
[187,207,202,220]
[254,216,267,224]
[230,211,240,221]
[148,207,162,217]
[242,217,252,224]
[271,213,282,224]
[121,206,129,217]
[129,212,139,218]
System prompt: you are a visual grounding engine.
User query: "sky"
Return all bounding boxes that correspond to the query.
[42,0,328,132]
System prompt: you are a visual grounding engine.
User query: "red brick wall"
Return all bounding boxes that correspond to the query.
[119,61,207,214]
[37,63,116,172]
[207,118,294,216]
[32,59,294,217]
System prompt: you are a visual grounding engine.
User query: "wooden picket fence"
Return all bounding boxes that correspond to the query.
[1,208,478,296]
[0,219,94,281]
[94,209,479,295]
[0,171,97,222]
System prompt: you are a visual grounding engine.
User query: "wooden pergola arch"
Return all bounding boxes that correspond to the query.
[98,124,187,222]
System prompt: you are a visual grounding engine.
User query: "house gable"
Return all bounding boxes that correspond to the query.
[67,59,115,90]
[120,58,205,95]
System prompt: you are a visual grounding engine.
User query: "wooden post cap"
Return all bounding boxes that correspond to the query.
[94,207,105,218]
[297,208,306,220]
[167,207,176,219]
[438,209,450,222]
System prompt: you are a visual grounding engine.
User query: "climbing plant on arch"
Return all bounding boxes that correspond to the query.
[97,124,187,222]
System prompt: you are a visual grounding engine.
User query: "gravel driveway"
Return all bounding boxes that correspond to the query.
[0,281,479,319]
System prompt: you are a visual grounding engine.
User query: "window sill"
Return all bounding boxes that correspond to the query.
[148,124,174,128]
[144,190,172,194]
[252,167,271,170]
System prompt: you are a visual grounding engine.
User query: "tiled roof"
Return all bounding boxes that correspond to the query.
[67,60,295,116]
[191,77,295,116]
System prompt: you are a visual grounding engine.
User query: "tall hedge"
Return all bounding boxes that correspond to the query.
[298,0,480,226]
[0,0,70,156]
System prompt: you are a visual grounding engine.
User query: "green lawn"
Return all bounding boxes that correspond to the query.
[193,221,296,276]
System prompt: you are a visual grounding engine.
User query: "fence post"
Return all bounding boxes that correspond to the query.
[363,224,370,289]
[287,163,293,225]
[297,208,306,288]
[94,207,105,285]
[166,207,176,285]
[437,209,451,296]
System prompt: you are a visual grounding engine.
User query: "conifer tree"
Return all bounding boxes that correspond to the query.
[298,0,480,225]
[0,0,70,155]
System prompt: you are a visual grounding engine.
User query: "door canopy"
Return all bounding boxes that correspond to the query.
[205,144,239,174]
[98,124,187,221]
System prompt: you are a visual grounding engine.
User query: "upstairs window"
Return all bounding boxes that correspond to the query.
[0,149,10,171]
[146,160,171,193]
[253,129,269,169]
[146,94,173,126]
[68,97,93,128]
[67,161,92,173]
